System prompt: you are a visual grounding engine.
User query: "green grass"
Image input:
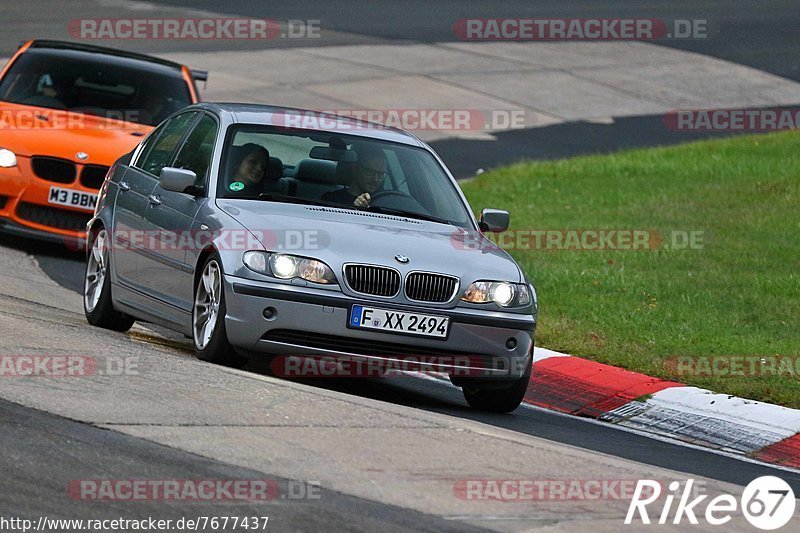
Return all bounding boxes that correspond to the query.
[460,131,800,407]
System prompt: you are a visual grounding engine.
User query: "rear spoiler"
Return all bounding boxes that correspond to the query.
[190,69,209,89]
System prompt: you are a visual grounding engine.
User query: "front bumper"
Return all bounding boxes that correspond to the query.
[0,159,96,245]
[224,275,536,379]
[0,216,87,248]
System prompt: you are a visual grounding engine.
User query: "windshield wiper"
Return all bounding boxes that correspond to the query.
[241,194,454,225]
[366,205,454,226]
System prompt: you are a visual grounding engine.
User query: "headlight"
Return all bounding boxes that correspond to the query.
[0,148,17,168]
[243,251,336,284]
[461,280,531,307]
[243,251,268,273]
[270,254,297,278]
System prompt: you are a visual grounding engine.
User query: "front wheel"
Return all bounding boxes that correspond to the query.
[461,356,532,413]
[84,228,135,332]
[192,255,247,368]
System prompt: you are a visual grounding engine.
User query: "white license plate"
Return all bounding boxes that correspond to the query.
[349,305,449,338]
[48,186,97,212]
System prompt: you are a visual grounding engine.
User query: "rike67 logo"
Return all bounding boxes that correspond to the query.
[626,476,796,530]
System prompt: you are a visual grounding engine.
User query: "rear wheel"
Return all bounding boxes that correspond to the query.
[192,255,247,368]
[84,228,135,332]
[461,356,532,413]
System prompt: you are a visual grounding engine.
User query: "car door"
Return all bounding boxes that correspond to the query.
[111,123,164,290]
[140,112,217,312]
[121,111,198,294]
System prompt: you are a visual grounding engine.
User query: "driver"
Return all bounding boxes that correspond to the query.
[24,74,67,109]
[322,146,386,207]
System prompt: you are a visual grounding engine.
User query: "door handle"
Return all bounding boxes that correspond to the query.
[148,194,162,206]
[119,181,130,191]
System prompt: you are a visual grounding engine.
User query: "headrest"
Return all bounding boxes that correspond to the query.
[335,160,356,186]
[265,156,283,181]
[295,159,338,184]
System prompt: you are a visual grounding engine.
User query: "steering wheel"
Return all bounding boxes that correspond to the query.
[368,190,428,213]
[369,190,415,204]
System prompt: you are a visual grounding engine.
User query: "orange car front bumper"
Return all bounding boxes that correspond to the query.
[0,155,107,247]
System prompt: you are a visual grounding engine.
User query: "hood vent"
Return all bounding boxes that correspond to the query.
[305,207,421,224]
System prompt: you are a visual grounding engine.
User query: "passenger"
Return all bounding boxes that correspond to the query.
[322,146,387,208]
[227,144,269,195]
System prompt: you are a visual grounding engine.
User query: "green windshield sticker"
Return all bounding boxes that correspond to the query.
[229,181,245,191]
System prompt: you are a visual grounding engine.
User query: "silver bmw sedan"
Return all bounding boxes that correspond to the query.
[84,103,537,412]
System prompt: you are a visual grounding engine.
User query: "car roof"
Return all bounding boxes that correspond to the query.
[193,102,425,147]
[24,40,187,76]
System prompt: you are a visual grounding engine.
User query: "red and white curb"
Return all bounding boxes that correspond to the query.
[526,347,800,469]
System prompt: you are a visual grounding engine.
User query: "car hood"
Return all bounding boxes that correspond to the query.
[217,200,523,283]
[0,101,150,163]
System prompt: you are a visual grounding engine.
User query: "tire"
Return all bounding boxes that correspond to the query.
[84,228,135,332]
[192,254,247,368]
[462,355,532,413]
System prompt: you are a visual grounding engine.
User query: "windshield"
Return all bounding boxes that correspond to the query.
[217,125,474,228]
[0,50,192,126]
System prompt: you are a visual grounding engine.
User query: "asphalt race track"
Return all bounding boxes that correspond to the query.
[1,400,482,532]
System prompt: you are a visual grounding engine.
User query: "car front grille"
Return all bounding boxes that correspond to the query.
[80,165,109,189]
[16,202,91,232]
[30,157,76,184]
[344,264,401,297]
[0,195,7,210]
[262,330,493,362]
[405,272,459,303]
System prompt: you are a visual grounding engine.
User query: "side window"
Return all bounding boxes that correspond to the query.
[136,112,198,176]
[132,123,165,168]
[173,114,217,187]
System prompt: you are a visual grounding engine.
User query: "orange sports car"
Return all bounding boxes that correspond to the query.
[0,40,204,245]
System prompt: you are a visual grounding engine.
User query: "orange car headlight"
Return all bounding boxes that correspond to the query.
[0,148,17,168]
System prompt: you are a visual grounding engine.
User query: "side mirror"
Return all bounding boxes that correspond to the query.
[479,208,510,233]
[160,167,201,195]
